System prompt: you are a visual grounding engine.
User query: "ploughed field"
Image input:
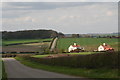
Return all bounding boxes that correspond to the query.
[57,38,119,52]
[2,38,52,52]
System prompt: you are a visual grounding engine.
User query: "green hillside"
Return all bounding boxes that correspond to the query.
[57,38,119,52]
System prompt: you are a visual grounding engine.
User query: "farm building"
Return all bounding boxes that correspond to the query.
[98,43,114,52]
[68,43,84,52]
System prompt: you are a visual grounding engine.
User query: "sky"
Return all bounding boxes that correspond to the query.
[1,0,120,2]
[1,1,119,34]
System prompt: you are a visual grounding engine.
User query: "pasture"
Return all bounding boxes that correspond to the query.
[57,38,119,52]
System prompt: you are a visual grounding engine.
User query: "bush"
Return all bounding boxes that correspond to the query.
[2,54,16,58]
[20,52,119,69]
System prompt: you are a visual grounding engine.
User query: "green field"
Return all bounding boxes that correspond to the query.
[2,38,52,46]
[57,38,119,51]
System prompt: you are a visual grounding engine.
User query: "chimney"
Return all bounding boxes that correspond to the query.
[103,43,106,46]
[74,43,77,46]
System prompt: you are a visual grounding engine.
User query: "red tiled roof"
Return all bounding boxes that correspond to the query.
[102,45,113,50]
[72,45,80,47]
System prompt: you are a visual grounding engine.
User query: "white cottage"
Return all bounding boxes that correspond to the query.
[68,43,84,52]
[98,43,114,51]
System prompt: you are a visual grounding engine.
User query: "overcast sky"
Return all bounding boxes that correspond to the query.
[2,0,120,2]
[1,2,118,34]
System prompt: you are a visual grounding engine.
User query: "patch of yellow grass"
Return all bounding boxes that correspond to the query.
[23,42,50,46]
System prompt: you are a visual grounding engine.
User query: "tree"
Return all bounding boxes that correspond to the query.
[58,32,65,38]
[2,29,61,39]
[72,34,79,38]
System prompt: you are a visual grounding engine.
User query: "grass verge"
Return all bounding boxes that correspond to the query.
[2,61,7,80]
[15,57,119,79]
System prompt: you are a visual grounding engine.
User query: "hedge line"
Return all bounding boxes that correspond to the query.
[2,54,34,58]
[20,52,119,69]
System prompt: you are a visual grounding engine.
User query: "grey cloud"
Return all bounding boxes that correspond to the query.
[2,2,117,19]
[2,2,100,11]
[2,2,118,33]
[2,2,94,18]
[2,0,120,2]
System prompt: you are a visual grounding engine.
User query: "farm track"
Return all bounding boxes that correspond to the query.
[50,37,58,51]
[2,58,90,79]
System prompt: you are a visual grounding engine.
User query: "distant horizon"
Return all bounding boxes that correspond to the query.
[1,29,119,34]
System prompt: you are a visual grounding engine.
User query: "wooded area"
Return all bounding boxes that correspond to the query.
[2,30,64,40]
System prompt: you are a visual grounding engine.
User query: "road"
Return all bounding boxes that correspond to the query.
[50,37,58,51]
[2,58,79,78]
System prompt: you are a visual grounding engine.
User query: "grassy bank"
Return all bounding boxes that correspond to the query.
[2,61,7,80]
[15,57,119,79]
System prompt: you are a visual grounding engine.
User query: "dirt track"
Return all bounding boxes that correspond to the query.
[50,37,58,51]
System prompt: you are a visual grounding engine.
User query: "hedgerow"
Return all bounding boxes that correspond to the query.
[19,52,119,69]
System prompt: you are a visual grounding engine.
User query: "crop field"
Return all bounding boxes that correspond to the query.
[57,38,119,51]
[2,38,52,46]
[2,38,52,52]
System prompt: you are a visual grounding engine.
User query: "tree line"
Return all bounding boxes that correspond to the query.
[69,34,120,38]
[2,29,64,40]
